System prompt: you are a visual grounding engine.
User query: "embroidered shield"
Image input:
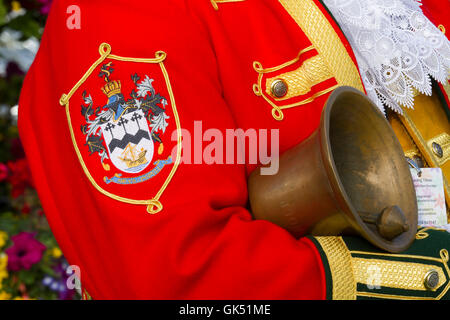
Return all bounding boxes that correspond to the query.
[100,109,154,174]
[60,43,181,214]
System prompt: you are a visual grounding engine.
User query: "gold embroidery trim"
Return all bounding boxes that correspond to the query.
[351,249,450,300]
[265,55,333,100]
[253,0,364,121]
[315,236,356,300]
[59,43,183,215]
[352,258,446,291]
[427,132,450,166]
[253,46,337,121]
[438,24,446,34]
[210,0,246,10]
[278,0,364,92]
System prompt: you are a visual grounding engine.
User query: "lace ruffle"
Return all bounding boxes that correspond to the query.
[322,0,450,114]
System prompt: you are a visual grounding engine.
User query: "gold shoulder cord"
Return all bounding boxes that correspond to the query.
[59,43,182,215]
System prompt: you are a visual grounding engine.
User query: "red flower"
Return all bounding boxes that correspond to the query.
[0,163,8,182]
[21,204,31,215]
[5,232,46,271]
[7,158,33,198]
[10,138,25,160]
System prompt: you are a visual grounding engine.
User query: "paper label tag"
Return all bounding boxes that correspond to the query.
[410,168,447,227]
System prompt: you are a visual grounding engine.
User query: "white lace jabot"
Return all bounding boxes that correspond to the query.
[322,0,450,114]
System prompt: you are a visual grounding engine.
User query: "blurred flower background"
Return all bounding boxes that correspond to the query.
[0,0,79,300]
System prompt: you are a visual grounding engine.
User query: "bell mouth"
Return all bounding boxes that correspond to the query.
[320,86,418,253]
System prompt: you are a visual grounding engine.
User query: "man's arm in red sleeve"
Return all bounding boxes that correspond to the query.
[18,0,327,299]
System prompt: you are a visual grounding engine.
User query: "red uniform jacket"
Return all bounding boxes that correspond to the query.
[18,0,449,299]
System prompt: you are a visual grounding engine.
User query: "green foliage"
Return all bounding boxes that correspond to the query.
[0,1,7,26]
[0,74,23,106]
[5,12,41,38]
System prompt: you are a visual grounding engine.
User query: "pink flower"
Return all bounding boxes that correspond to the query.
[37,0,53,15]
[5,232,46,271]
[0,163,8,182]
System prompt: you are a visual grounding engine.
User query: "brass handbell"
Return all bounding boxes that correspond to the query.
[248,86,418,253]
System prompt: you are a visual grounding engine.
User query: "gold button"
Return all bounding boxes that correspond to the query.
[271,79,288,98]
[424,269,439,290]
[432,142,443,158]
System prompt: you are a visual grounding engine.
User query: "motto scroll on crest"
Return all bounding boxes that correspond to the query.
[59,43,182,214]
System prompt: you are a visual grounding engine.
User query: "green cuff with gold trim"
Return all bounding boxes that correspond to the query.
[310,227,450,300]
